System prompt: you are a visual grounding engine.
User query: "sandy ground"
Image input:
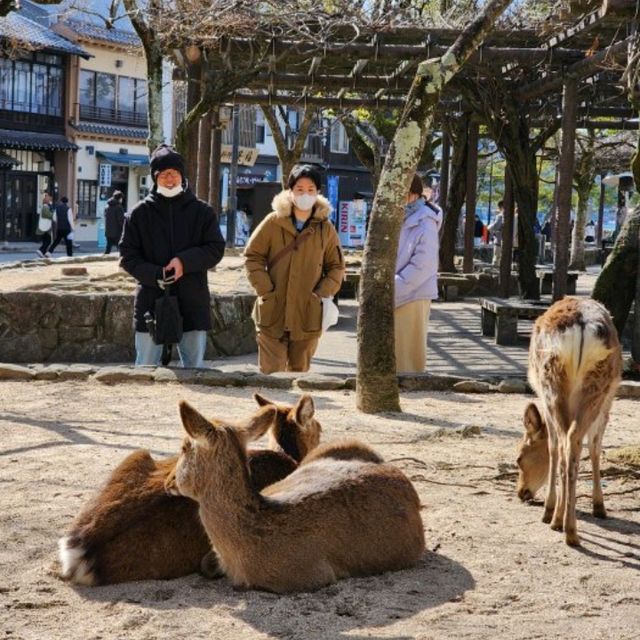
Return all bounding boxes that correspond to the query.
[0,381,638,640]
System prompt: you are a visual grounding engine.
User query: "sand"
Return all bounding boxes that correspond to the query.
[0,381,638,640]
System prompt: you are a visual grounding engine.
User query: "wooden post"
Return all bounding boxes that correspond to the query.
[552,77,578,302]
[439,130,451,213]
[463,120,479,273]
[596,172,606,247]
[499,168,514,298]
[634,233,640,365]
[209,107,222,213]
[197,112,212,201]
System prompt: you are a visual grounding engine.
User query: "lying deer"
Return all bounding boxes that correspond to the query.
[516,297,622,546]
[58,394,321,585]
[167,400,425,593]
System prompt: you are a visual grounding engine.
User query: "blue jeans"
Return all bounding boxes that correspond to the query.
[135,330,207,368]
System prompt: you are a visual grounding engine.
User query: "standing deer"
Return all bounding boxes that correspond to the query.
[516,297,622,546]
[58,394,321,585]
[167,400,425,593]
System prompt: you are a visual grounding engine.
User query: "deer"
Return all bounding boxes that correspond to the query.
[166,400,425,593]
[516,297,622,546]
[58,394,322,585]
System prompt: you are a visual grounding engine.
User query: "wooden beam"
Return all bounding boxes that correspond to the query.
[516,37,631,101]
[553,77,578,301]
[543,6,607,49]
[232,91,406,109]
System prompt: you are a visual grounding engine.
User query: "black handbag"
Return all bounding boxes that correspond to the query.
[150,286,183,346]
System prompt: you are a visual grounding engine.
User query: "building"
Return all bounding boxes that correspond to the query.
[0,7,88,242]
[54,19,152,243]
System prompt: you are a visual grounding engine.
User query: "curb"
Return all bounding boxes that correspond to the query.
[1,363,638,398]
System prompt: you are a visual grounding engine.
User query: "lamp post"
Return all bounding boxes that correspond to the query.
[226,104,240,248]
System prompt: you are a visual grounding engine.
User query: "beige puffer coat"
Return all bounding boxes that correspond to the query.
[244,191,345,341]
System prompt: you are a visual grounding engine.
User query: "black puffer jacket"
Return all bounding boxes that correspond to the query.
[119,189,225,332]
[104,197,125,239]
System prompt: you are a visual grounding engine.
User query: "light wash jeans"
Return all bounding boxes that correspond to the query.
[135,330,207,368]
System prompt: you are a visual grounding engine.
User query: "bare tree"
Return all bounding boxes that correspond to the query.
[260,106,315,188]
[356,0,513,413]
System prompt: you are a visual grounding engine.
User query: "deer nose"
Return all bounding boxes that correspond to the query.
[518,488,533,502]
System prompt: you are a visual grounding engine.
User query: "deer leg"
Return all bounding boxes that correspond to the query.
[589,417,607,519]
[551,437,566,531]
[542,428,558,524]
[564,423,582,547]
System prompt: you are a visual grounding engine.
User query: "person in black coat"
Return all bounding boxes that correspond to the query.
[119,144,225,368]
[104,190,125,255]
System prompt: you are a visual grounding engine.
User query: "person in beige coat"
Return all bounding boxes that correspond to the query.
[244,165,345,373]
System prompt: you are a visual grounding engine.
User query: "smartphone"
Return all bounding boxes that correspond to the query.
[163,267,176,283]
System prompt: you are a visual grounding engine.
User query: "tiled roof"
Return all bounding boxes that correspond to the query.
[0,13,89,58]
[63,19,141,47]
[72,122,148,139]
[0,129,78,151]
[0,151,21,168]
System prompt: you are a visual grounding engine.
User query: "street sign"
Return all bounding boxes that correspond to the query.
[99,163,112,187]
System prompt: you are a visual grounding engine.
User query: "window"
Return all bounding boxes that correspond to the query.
[135,79,147,117]
[255,107,265,144]
[118,76,135,114]
[79,70,95,107]
[330,121,349,154]
[77,180,98,218]
[0,59,12,111]
[95,73,116,111]
[81,72,146,124]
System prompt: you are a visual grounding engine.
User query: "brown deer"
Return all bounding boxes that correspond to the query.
[167,400,425,593]
[58,394,321,585]
[516,297,622,546]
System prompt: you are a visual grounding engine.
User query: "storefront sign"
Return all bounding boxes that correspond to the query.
[327,175,339,225]
[98,163,112,187]
[221,145,260,167]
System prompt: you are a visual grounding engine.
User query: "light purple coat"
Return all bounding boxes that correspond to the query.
[395,200,442,308]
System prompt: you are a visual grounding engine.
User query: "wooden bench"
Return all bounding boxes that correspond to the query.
[480,297,550,346]
[535,268,579,295]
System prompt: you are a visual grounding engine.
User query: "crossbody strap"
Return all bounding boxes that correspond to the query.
[267,226,315,271]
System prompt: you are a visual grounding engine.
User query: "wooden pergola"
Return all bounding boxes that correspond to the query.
[176,0,637,299]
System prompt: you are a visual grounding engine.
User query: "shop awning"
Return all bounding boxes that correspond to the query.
[96,151,149,166]
[0,129,78,151]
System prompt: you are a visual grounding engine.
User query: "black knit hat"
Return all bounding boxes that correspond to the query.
[150,144,186,182]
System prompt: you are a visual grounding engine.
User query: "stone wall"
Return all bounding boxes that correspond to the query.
[0,290,257,363]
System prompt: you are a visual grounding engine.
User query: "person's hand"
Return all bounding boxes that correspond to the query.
[164,257,184,282]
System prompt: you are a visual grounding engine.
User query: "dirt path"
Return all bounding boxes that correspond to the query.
[0,382,638,640]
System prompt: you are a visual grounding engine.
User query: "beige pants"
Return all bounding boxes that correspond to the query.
[394,300,431,373]
[257,332,319,374]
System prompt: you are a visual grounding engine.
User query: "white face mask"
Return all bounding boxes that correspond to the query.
[157,184,183,198]
[292,193,317,211]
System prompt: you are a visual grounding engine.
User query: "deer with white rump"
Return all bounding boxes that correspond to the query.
[167,400,425,593]
[516,297,622,546]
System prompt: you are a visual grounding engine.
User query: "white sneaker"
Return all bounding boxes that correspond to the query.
[36,250,44,258]
[44,252,51,258]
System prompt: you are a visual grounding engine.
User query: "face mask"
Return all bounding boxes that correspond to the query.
[293,193,317,211]
[157,184,183,198]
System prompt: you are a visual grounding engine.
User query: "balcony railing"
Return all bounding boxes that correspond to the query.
[0,108,64,133]
[79,104,148,128]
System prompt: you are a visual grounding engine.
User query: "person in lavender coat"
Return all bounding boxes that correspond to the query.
[394,174,442,373]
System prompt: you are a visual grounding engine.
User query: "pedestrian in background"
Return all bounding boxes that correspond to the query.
[35,192,54,258]
[244,164,345,374]
[488,199,504,266]
[119,144,225,368]
[48,196,74,257]
[395,174,441,373]
[104,190,125,255]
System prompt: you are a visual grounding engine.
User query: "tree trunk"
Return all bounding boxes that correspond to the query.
[499,169,514,297]
[439,119,468,272]
[553,77,578,302]
[209,108,222,213]
[463,120,479,273]
[356,0,513,413]
[197,112,212,201]
[569,181,590,271]
[592,205,640,336]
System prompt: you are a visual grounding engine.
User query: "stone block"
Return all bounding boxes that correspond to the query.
[0,363,35,380]
[94,366,155,384]
[398,373,466,391]
[453,380,492,393]
[61,267,88,277]
[617,381,640,399]
[496,378,529,394]
[59,294,105,327]
[243,372,295,389]
[59,326,96,342]
[295,374,346,391]
[103,295,134,345]
[58,364,95,381]
[0,334,44,363]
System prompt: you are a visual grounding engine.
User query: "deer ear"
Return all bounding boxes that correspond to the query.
[179,401,214,441]
[295,394,315,426]
[241,406,277,442]
[254,392,274,407]
[523,403,546,440]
